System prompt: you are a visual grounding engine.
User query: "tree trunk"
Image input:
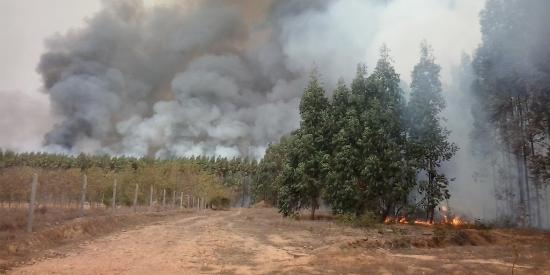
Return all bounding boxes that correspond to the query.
[428,159,436,223]
[516,156,526,225]
[310,196,318,220]
[518,97,531,226]
[112,178,117,212]
[535,184,542,228]
[79,174,87,217]
[149,185,153,210]
[522,147,531,226]
[133,183,139,212]
[382,203,393,222]
[430,207,436,224]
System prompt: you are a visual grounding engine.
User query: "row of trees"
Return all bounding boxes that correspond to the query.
[470,0,550,227]
[0,152,255,208]
[258,44,457,221]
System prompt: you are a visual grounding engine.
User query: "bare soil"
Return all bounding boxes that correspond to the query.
[5,208,550,274]
[0,207,193,273]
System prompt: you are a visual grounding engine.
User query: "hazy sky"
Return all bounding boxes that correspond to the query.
[0,0,101,151]
[0,0,484,153]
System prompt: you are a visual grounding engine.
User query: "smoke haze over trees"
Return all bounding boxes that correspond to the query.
[1,0,549,228]
[33,0,483,159]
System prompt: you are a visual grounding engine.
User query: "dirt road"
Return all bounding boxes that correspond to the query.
[8,208,550,274]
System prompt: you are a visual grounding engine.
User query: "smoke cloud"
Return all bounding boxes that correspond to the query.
[38,0,484,159]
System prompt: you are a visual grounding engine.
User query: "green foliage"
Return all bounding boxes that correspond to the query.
[0,151,242,207]
[265,45,457,221]
[407,42,458,222]
[254,136,294,205]
[277,75,331,219]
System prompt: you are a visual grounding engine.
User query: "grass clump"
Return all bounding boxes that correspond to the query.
[337,211,379,228]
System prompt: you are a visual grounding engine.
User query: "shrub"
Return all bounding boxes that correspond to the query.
[210,196,231,210]
[337,211,379,228]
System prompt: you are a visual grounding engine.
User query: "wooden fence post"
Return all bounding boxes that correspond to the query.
[180,192,183,209]
[187,195,190,208]
[149,185,153,210]
[112,179,117,212]
[27,173,38,233]
[133,183,139,212]
[172,191,176,208]
[79,174,87,217]
[162,189,166,209]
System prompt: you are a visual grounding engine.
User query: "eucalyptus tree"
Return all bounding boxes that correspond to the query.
[278,74,331,219]
[407,42,457,222]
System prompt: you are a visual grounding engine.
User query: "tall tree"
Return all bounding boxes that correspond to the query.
[325,79,364,214]
[278,74,330,219]
[360,46,415,220]
[472,0,550,227]
[407,42,458,222]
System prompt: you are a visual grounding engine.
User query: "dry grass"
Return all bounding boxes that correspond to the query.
[0,206,192,272]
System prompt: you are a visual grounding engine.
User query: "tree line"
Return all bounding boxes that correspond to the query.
[0,151,256,209]
[470,0,550,228]
[257,44,457,221]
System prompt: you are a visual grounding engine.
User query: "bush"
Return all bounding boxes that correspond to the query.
[337,211,379,228]
[432,227,448,246]
[210,196,231,210]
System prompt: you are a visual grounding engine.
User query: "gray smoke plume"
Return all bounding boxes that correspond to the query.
[39,0,315,158]
[39,0,483,159]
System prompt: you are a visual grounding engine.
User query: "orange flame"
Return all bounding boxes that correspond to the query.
[384,215,466,227]
[451,217,464,226]
[413,220,433,226]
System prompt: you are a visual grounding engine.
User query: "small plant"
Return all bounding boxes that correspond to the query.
[210,196,230,210]
[35,205,48,215]
[432,227,447,246]
[337,211,379,228]
[451,230,468,246]
[473,219,493,230]
[390,236,412,249]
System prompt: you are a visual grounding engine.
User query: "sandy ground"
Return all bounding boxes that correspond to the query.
[7,208,550,274]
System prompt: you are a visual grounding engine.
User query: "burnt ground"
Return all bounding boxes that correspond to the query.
[4,208,550,274]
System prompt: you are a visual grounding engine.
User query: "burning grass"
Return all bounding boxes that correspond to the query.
[384,215,470,229]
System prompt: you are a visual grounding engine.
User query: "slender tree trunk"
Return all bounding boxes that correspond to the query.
[162,189,166,209]
[79,174,87,217]
[172,191,176,208]
[428,159,436,223]
[149,185,153,210]
[516,156,526,225]
[518,97,531,226]
[112,178,117,212]
[310,196,317,220]
[241,177,246,207]
[27,174,38,233]
[529,139,543,228]
[491,161,499,218]
[522,147,531,226]
[133,183,139,212]
[535,184,542,228]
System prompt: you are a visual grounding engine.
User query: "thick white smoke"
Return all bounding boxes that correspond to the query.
[38,0,485,160]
